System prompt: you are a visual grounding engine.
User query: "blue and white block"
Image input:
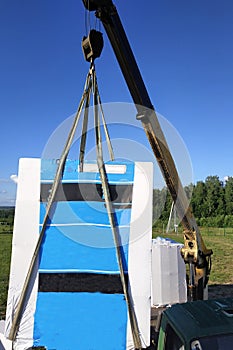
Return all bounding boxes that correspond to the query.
[5,158,153,350]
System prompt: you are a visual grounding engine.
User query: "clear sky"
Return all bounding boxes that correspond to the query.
[1,0,233,206]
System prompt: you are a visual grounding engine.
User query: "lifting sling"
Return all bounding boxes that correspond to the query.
[8,61,142,349]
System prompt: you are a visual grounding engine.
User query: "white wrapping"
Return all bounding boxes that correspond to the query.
[4,159,153,350]
[0,320,11,350]
[5,158,40,350]
[151,237,187,307]
[126,162,153,349]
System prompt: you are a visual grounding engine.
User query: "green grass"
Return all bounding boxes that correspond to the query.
[203,234,233,284]
[153,228,233,285]
[0,224,13,234]
[0,234,12,319]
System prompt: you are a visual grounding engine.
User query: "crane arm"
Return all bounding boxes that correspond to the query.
[82,0,212,300]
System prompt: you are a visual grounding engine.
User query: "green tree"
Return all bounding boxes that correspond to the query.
[153,188,167,223]
[161,190,172,222]
[224,215,233,227]
[204,176,225,217]
[191,181,207,218]
[225,177,233,215]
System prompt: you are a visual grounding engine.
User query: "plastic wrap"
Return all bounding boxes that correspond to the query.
[151,237,187,307]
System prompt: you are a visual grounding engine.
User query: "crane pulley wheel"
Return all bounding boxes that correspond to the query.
[82,29,103,62]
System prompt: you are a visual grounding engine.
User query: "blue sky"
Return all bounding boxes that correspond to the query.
[1,0,233,206]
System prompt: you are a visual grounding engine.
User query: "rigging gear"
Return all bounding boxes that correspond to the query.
[82,29,103,62]
[8,54,142,348]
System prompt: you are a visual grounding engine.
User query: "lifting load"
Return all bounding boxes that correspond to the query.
[5,158,153,349]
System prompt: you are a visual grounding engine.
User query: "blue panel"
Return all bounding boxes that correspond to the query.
[39,225,129,272]
[33,160,135,349]
[33,292,127,350]
[41,159,135,183]
[40,201,131,226]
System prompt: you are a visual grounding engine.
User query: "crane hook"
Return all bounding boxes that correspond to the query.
[82,29,103,62]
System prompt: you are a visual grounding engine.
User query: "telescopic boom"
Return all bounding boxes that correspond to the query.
[82,0,212,301]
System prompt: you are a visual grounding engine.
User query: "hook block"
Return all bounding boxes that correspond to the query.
[82,30,104,62]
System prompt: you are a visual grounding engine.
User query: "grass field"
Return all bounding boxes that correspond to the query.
[0,233,12,319]
[0,228,233,318]
[153,229,233,285]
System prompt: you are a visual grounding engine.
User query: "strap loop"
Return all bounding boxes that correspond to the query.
[9,62,142,349]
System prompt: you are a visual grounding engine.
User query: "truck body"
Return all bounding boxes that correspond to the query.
[156,298,233,349]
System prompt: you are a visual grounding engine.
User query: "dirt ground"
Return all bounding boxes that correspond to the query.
[208,283,233,299]
[151,284,233,328]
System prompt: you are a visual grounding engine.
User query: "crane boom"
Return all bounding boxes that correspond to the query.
[82,0,212,300]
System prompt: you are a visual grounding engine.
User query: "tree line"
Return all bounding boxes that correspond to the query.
[153,175,233,228]
[0,207,14,226]
[1,176,233,230]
